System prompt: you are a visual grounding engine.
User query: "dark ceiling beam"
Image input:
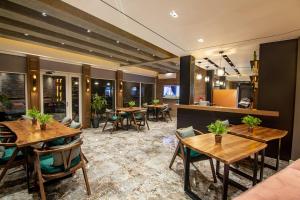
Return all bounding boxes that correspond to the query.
[203,57,230,75]
[222,54,241,75]
[0,17,146,63]
[121,57,177,67]
[0,28,130,64]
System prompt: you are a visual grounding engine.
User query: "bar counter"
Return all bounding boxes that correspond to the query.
[176,104,279,117]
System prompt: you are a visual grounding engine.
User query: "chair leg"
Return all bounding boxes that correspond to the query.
[0,148,19,182]
[35,157,46,200]
[168,112,172,121]
[209,158,217,183]
[82,166,91,195]
[145,119,150,130]
[82,153,89,163]
[169,143,180,169]
[102,120,108,132]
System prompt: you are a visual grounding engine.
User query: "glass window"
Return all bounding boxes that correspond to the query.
[0,72,26,121]
[141,83,154,104]
[123,82,140,107]
[91,79,115,109]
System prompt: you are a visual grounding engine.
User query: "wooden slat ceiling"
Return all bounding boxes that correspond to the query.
[0,0,179,73]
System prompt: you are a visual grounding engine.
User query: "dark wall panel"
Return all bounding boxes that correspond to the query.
[123,73,155,84]
[40,59,81,73]
[258,39,298,160]
[0,53,26,73]
[91,67,116,80]
[180,55,195,104]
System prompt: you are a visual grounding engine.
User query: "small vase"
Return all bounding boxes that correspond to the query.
[248,126,254,133]
[215,135,222,144]
[40,124,46,131]
[32,118,37,126]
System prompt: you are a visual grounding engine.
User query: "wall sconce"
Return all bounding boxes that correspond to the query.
[86,78,90,92]
[196,73,202,80]
[205,76,210,82]
[32,74,37,92]
[119,81,123,92]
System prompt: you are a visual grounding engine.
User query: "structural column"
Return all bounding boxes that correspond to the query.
[116,70,124,107]
[179,55,195,104]
[26,55,40,110]
[82,64,91,128]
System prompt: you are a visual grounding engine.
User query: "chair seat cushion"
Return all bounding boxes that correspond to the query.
[40,154,80,174]
[134,113,143,120]
[111,115,119,121]
[178,147,204,158]
[0,147,23,164]
[47,138,66,146]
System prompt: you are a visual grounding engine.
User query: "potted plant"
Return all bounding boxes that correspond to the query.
[242,115,262,133]
[128,101,136,108]
[0,93,11,112]
[152,99,160,105]
[27,107,40,125]
[91,94,107,128]
[207,120,228,144]
[37,113,52,131]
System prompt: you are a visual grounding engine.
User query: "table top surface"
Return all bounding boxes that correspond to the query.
[229,124,288,142]
[146,104,168,108]
[117,107,144,112]
[182,133,267,164]
[0,120,81,147]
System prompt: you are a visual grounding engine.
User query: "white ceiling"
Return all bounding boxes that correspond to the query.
[63,0,300,80]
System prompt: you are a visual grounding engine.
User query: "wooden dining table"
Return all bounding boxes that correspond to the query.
[229,124,287,171]
[116,107,144,132]
[0,119,81,191]
[146,104,167,121]
[182,133,267,200]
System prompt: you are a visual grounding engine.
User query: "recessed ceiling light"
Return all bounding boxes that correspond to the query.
[24,33,29,36]
[197,38,204,43]
[110,55,113,58]
[87,29,91,33]
[116,40,120,44]
[137,48,140,51]
[42,12,47,16]
[61,42,65,45]
[89,50,93,52]
[170,10,178,18]
[152,54,155,57]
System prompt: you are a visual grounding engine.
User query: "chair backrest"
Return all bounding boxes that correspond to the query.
[176,126,195,141]
[69,120,81,129]
[61,117,72,125]
[49,138,82,168]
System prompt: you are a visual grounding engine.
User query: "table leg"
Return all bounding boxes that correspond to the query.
[155,108,158,121]
[259,149,265,182]
[276,139,281,171]
[253,153,258,186]
[216,160,220,174]
[24,148,30,192]
[131,113,140,132]
[222,164,229,200]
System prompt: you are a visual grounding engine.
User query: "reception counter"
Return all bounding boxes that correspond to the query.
[176,104,288,160]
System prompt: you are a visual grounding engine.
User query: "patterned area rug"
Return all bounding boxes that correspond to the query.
[0,119,288,200]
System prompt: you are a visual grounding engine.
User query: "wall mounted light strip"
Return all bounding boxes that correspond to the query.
[222,55,241,75]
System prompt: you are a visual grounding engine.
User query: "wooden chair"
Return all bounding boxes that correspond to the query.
[0,129,25,183]
[102,110,122,133]
[159,106,172,122]
[169,128,217,183]
[33,138,91,200]
[130,110,149,132]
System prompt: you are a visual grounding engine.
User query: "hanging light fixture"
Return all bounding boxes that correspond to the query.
[217,51,225,76]
[196,73,202,80]
[205,76,210,82]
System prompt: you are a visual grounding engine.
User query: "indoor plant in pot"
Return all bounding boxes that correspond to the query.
[27,107,40,125]
[152,99,160,105]
[91,94,107,128]
[128,101,136,108]
[207,120,228,144]
[37,113,52,131]
[242,115,262,133]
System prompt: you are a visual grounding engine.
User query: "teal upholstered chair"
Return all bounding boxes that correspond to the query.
[33,138,90,200]
[0,129,25,183]
[169,126,217,183]
[159,105,172,122]
[102,110,122,133]
[130,110,149,132]
[60,116,72,126]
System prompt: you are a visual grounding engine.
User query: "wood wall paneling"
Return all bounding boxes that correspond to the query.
[81,64,91,128]
[26,55,40,110]
[258,39,298,160]
[116,70,124,108]
[194,67,206,102]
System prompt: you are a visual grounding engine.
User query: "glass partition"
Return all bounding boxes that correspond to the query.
[0,72,26,121]
[123,82,140,107]
[91,79,115,109]
[141,83,154,104]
